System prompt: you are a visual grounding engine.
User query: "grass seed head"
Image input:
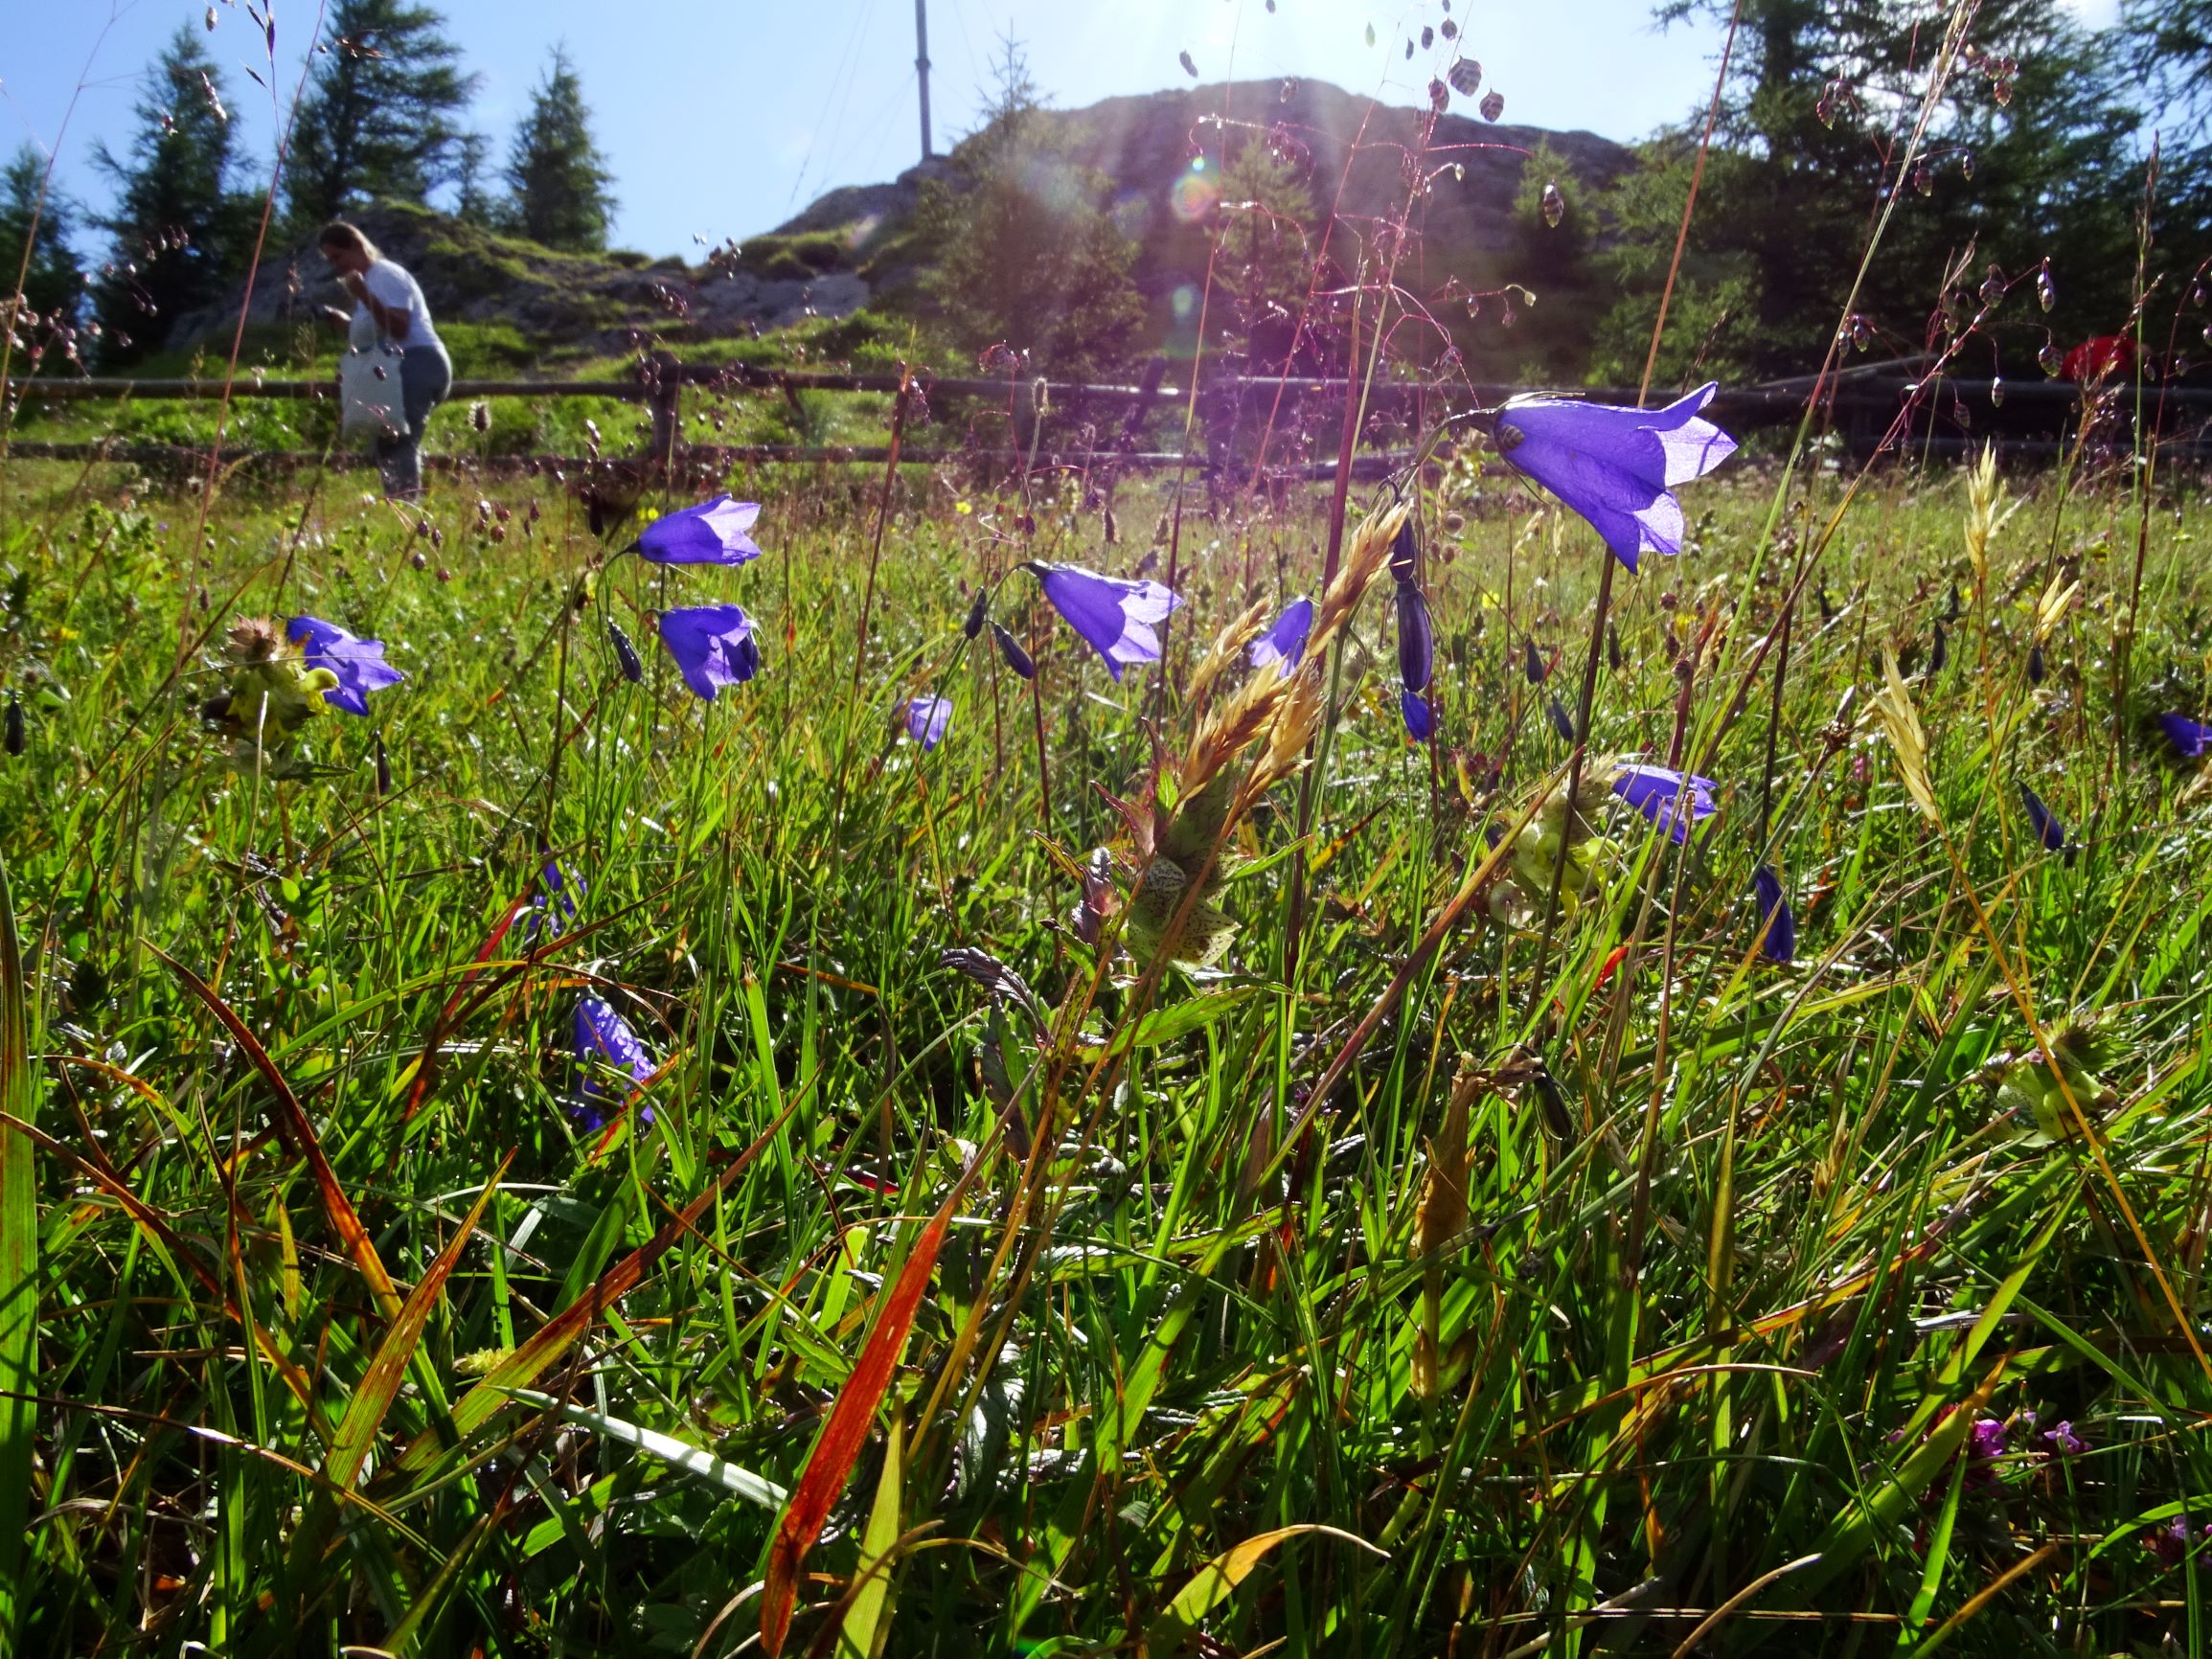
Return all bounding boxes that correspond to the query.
[1872,648,1938,823]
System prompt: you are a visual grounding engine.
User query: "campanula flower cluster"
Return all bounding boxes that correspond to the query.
[630,494,767,699]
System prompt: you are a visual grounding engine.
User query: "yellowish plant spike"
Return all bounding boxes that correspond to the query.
[1309,500,1405,664]
[1186,599,1269,710]
[2033,571,2081,643]
[1873,648,1939,822]
[1961,441,2021,586]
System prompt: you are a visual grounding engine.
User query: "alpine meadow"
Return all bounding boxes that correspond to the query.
[6,0,2212,1654]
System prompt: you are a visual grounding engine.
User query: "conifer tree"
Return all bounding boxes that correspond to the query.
[1595,0,2145,379]
[915,35,1143,375]
[504,47,617,252]
[286,0,477,226]
[451,132,495,225]
[2,147,84,328]
[90,26,254,362]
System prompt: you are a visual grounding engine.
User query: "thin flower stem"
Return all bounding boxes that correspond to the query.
[1029,665,1054,831]
[839,367,914,763]
[1756,598,1795,849]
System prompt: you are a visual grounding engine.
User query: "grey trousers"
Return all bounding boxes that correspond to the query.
[375,344,453,500]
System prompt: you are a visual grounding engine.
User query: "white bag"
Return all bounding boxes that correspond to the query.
[339,343,404,440]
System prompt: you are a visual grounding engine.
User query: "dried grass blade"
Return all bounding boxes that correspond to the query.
[328,1162,508,1490]
[151,943,403,1323]
[392,1081,803,1477]
[761,1197,955,1655]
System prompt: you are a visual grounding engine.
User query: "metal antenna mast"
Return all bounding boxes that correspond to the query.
[915,0,934,160]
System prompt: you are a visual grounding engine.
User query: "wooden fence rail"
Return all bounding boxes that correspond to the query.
[8,357,2210,475]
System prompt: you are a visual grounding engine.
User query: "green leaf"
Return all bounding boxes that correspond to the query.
[0,854,36,1638]
[500,1388,787,1509]
[836,1411,902,1659]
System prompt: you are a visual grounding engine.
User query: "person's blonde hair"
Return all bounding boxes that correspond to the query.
[317,220,382,262]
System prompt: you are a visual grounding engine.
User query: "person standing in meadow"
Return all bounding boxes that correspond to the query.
[316,219,452,500]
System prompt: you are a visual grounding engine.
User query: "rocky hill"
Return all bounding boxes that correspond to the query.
[169,202,873,361]
[172,79,1632,369]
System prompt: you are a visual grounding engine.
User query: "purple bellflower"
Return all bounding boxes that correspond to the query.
[636,495,763,565]
[1396,582,1433,693]
[2019,782,2066,854]
[1751,864,1795,965]
[287,616,403,716]
[2160,713,2212,759]
[1493,382,1737,573]
[1250,597,1314,672]
[524,846,585,944]
[1401,689,1433,742]
[1023,562,1181,680]
[657,604,761,700]
[1612,762,1719,843]
[571,994,655,1128]
[904,694,952,750]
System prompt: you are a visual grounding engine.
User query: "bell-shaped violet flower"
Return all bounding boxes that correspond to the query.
[637,495,762,565]
[2019,782,2066,853]
[571,994,655,1127]
[904,694,951,750]
[1023,561,1180,680]
[1751,864,1794,965]
[1401,689,1433,742]
[1250,596,1313,672]
[657,603,761,700]
[524,846,586,944]
[1612,762,1718,843]
[1396,582,1433,693]
[2160,713,2212,759]
[287,615,403,716]
[1493,382,1737,573]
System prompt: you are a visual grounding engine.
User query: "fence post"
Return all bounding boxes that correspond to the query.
[645,351,680,466]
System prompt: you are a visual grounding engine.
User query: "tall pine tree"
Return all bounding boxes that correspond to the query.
[913,36,1143,375]
[2,146,84,329]
[91,26,255,363]
[1592,0,2145,381]
[504,47,617,251]
[286,0,477,227]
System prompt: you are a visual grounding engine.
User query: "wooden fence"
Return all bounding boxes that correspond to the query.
[6,353,2210,477]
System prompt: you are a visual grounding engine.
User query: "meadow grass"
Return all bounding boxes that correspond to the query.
[3,442,2212,1657]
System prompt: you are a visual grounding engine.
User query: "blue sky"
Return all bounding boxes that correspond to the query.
[0,0,2114,259]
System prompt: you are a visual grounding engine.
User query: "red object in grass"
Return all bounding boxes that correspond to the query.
[1592,943,1632,990]
[2060,334,2136,383]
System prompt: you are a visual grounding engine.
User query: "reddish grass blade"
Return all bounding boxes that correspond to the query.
[152,943,403,1322]
[328,1161,507,1489]
[0,1108,328,1426]
[760,1199,953,1656]
[392,1085,804,1477]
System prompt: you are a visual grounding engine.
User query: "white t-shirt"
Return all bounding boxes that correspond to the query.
[349,259,442,352]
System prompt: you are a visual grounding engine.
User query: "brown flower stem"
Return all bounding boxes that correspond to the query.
[1029,661,1054,831]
